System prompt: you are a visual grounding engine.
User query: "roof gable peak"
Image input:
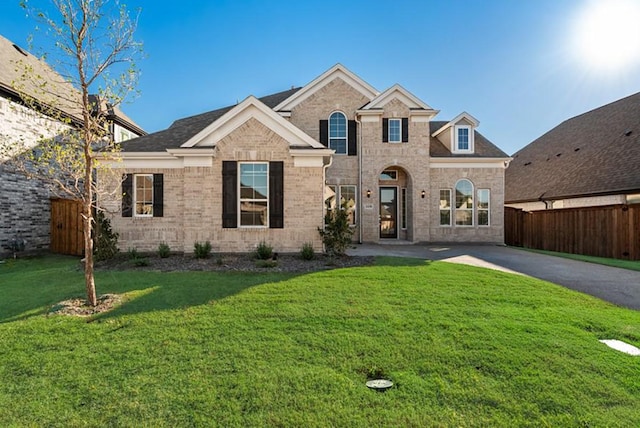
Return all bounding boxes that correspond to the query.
[182,95,325,149]
[274,63,378,111]
[362,83,437,113]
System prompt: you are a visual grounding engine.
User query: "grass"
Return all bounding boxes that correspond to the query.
[1,255,639,427]
[520,247,640,272]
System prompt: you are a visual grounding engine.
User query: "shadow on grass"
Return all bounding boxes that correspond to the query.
[373,256,433,267]
[92,270,296,321]
[0,255,308,323]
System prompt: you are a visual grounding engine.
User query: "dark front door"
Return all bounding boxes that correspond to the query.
[379,187,397,239]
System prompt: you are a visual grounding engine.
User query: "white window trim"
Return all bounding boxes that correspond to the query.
[454,179,474,227]
[133,174,153,218]
[238,162,269,228]
[329,111,348,155]
[477,188,490,227]
[388,118,402,143]
[439,189,452,227]
[453,125,473,153]
[324,184,358,226]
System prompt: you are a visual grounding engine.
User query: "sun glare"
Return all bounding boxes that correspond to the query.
[571,0,640,73]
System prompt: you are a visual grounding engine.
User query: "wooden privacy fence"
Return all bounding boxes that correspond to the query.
[50,198,84,256]
[505,204,640,260]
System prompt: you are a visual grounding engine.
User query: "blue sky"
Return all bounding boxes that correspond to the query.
[1,0,639,155]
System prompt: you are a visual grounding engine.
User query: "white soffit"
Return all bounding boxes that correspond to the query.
[181,95,325,149]
[273,63,378,111]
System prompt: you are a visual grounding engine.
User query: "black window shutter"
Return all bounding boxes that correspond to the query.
[152,174,164,217]
[382,118,389,143]
[347,120,357,156]
[319,120,328,146]
[269,161,284,229]
[402,118,409,143]
[222,161,237,228]
[122,174,132,217]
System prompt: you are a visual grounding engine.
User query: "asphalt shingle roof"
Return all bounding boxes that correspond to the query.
[120,87,301,152]
[505,91,640,203]
[429,121,508,158]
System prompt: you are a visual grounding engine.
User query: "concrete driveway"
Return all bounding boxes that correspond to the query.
[347,243,640,310]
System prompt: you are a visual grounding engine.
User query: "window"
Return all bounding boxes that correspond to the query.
[380,170,397,180]
[329,112,347,154]
[454,126,473,152]
[455,179,474,226]
[388,118,401,143]
[324,185,357,226]
[122,173,163,218]
[477,189,490,226]
[401,188,407,229]
[134,174,153,217]
[439,189,451,226]
[239,163,268,227]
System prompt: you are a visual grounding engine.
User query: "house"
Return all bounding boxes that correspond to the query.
[0,34,145,256]
[101,64,510,253]
[505,92,640,210]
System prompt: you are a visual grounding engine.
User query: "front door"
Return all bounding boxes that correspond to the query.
[379,187,397,239]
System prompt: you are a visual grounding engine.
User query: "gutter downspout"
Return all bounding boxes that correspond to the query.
[355,113,363,244]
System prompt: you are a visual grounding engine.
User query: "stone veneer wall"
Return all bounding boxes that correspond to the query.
[0,97,68,256]
[107,118,326,253]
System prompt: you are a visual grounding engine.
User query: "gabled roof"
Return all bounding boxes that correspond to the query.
[88,95,146,136]
[505,91,640,203]
[120,88,300,152]
[429,121,508,158]
[182,95,325,149]
[361,83,437,113]
[432,112,480,137]
[273,64,378,111]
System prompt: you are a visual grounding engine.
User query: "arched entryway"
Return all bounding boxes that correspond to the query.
[378,166,412,240]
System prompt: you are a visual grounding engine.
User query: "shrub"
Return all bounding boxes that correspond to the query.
[132,257,149,267]
[158,242,171,258]
[194,241,212,259]
[318,203,354,257]
[94,210,119,261]
[256,259,278,268]
[127,248,139,260]
[300,242,315,260]
[255,241,274,260]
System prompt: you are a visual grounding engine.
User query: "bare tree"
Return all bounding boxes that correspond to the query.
[1,0,142,306]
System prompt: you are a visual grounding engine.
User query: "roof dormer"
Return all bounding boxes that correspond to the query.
[432,112,480,154]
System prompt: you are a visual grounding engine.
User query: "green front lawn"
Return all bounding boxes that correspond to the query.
[1,255,639,427]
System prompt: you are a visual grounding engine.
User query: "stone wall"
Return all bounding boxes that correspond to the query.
[0,97,68,257]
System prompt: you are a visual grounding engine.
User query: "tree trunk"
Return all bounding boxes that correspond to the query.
[83,186,97,307]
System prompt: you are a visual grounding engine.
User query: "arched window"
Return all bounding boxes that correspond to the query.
[329,111,347,154]
[455,179,474,226]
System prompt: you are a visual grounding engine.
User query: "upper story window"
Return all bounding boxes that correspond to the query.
[134,174,154,217]
[388,119,401,143]
[454,125,472,152]
[329,112,347,155]
[239,162,268,227]
[455,179,474,226]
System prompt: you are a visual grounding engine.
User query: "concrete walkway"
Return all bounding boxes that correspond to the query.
[347,243,640,310]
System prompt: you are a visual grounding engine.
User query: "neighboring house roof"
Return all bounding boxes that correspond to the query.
[0,34,82,122]
[120,87,300,152]
[429,121,508,158]
[88,95,146,136]
[1,34,144,135]
[505,91,640,203]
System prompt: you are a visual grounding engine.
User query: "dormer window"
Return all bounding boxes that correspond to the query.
[388,119,401,143]
[454,125,473,153]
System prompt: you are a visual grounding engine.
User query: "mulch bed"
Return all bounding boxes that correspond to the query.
[95,253,375,273]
